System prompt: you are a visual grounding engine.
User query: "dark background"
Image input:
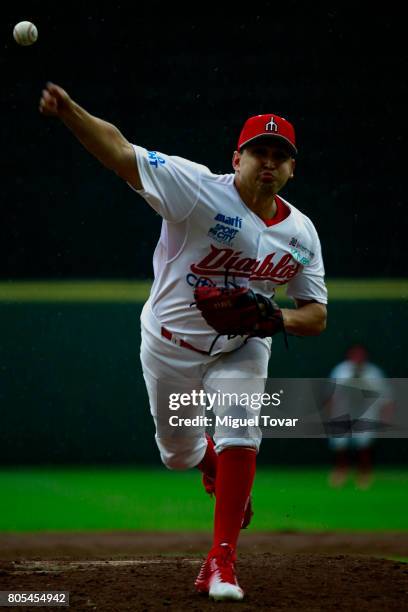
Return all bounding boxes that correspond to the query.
[1,3,406,280]
[0,4,407,466]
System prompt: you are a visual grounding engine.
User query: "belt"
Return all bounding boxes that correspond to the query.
[161,326,210,355]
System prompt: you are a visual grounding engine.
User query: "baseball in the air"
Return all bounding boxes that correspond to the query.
[13,21,38,46]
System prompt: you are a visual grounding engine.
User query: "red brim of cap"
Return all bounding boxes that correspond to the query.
[239,134,297,156]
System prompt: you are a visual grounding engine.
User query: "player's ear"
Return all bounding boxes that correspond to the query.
[289,158,296,178]
[232,150,241,171]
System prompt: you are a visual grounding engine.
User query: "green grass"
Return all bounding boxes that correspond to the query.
[0,468,407,532]
[0,278,407,302]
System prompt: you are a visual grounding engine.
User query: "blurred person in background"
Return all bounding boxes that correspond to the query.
[327,344,393,490]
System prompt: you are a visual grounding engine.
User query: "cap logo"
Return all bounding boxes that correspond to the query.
[265,117,278,133]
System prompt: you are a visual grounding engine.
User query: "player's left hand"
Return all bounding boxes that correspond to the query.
[194,285,286,338]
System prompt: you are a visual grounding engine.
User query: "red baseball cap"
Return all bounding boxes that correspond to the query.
[346,344,368,364]
[237,114,297,156]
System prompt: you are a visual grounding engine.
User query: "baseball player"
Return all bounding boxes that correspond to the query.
[39,82,328,602]
[327,345,392,490]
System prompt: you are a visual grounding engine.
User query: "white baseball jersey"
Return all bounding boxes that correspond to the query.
[328,360,392,445]
[330,361,387,382]
[131,146,328,354]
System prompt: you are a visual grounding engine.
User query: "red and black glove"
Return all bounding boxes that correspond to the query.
[194,285,286,340]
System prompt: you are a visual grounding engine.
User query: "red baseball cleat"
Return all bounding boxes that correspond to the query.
[202,473,253,528]
[195,542,244,601]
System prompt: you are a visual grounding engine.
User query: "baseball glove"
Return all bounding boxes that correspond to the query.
[194,285,287,340]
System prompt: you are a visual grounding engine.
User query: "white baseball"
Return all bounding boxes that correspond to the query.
[13,21,38,46]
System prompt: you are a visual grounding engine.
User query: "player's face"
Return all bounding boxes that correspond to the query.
[233,142,295,195]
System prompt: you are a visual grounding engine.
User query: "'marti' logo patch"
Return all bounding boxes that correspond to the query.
[214,213,242,228]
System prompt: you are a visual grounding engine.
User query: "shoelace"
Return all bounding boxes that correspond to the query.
[211,546,237,584]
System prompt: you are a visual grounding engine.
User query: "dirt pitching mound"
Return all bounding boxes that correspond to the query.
[0,532,407,611]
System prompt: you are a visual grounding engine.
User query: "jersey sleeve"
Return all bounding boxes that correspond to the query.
[129,145,208,223]
[367,365,393,398]
[285,221,328,304]
[329,364,345,379]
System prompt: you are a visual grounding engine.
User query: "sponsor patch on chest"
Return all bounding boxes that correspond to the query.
[207,223,239,245]
[214,213,242,228]
[207,213,243,246]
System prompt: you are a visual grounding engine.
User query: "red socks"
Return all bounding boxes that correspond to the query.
[212,447,256,550]
[357,447,372,473]
[197,439,257,551]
